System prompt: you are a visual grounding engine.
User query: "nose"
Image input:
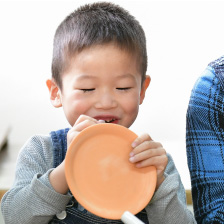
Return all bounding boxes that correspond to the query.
[95,90,117,109]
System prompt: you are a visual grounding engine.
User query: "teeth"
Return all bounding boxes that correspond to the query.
[105,119,115,123]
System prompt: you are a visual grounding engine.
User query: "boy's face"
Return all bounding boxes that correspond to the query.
[47,44,150,128]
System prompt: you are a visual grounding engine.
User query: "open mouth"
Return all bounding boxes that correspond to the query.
[95,117,118,124]
[104,118,116,123]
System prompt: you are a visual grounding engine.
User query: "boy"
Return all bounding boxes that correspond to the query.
[1,2,195,223]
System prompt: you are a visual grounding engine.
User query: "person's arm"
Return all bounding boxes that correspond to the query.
[145,153,196,224]
[186,67,224,223]
[1,135,71,224]
[48,115,102,195]
[129,132,195,223]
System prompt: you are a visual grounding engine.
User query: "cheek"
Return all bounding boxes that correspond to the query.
[63,97,91,125]
[122,98,139,128]
[125,91,141,120]
[122,95,140,114]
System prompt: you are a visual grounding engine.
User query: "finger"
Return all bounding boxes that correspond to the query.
[133,154,168,169]
[74,114,97,126]
[67,118,98,146]
[71,119,98,132]
[130,140,163,156]
[131,133,152,148]
[129,146,165,163]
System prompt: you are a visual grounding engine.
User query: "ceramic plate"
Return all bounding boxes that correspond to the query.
[65,123,157,219]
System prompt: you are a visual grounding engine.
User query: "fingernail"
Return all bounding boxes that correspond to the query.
[97,120,105,123]
[131,142,137,148]
[129,152,134,157]
[129,156,135,162]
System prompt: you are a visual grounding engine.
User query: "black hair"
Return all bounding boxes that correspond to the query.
[52,2,147,89]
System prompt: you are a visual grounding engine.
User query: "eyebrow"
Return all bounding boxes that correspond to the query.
[116,74,136,80]
[75,73,136,81]
[75,75,97,81]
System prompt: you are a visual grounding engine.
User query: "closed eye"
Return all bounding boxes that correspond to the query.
[116,87,132,91]
[80,88,95,92]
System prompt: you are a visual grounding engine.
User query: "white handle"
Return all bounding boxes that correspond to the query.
[121,211,145,224]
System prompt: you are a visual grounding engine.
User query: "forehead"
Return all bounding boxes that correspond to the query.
[68,43,139,70]
[61,43,143,86]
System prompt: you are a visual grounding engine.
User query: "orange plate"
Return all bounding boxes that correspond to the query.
[65,123,157,220]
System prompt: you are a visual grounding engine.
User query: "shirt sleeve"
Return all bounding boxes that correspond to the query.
[145,153,196,224]
[1,135,72,224]
[186,67,224,223]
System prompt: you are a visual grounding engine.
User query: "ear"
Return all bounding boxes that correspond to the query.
[140,75,151,105]
[46,79,62,108]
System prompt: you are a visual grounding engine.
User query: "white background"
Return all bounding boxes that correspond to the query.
[0,0,224,189]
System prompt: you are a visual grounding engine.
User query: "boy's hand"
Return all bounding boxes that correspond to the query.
[50,115,104,195]
[129,133,168,190]
[67,115,104,147]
